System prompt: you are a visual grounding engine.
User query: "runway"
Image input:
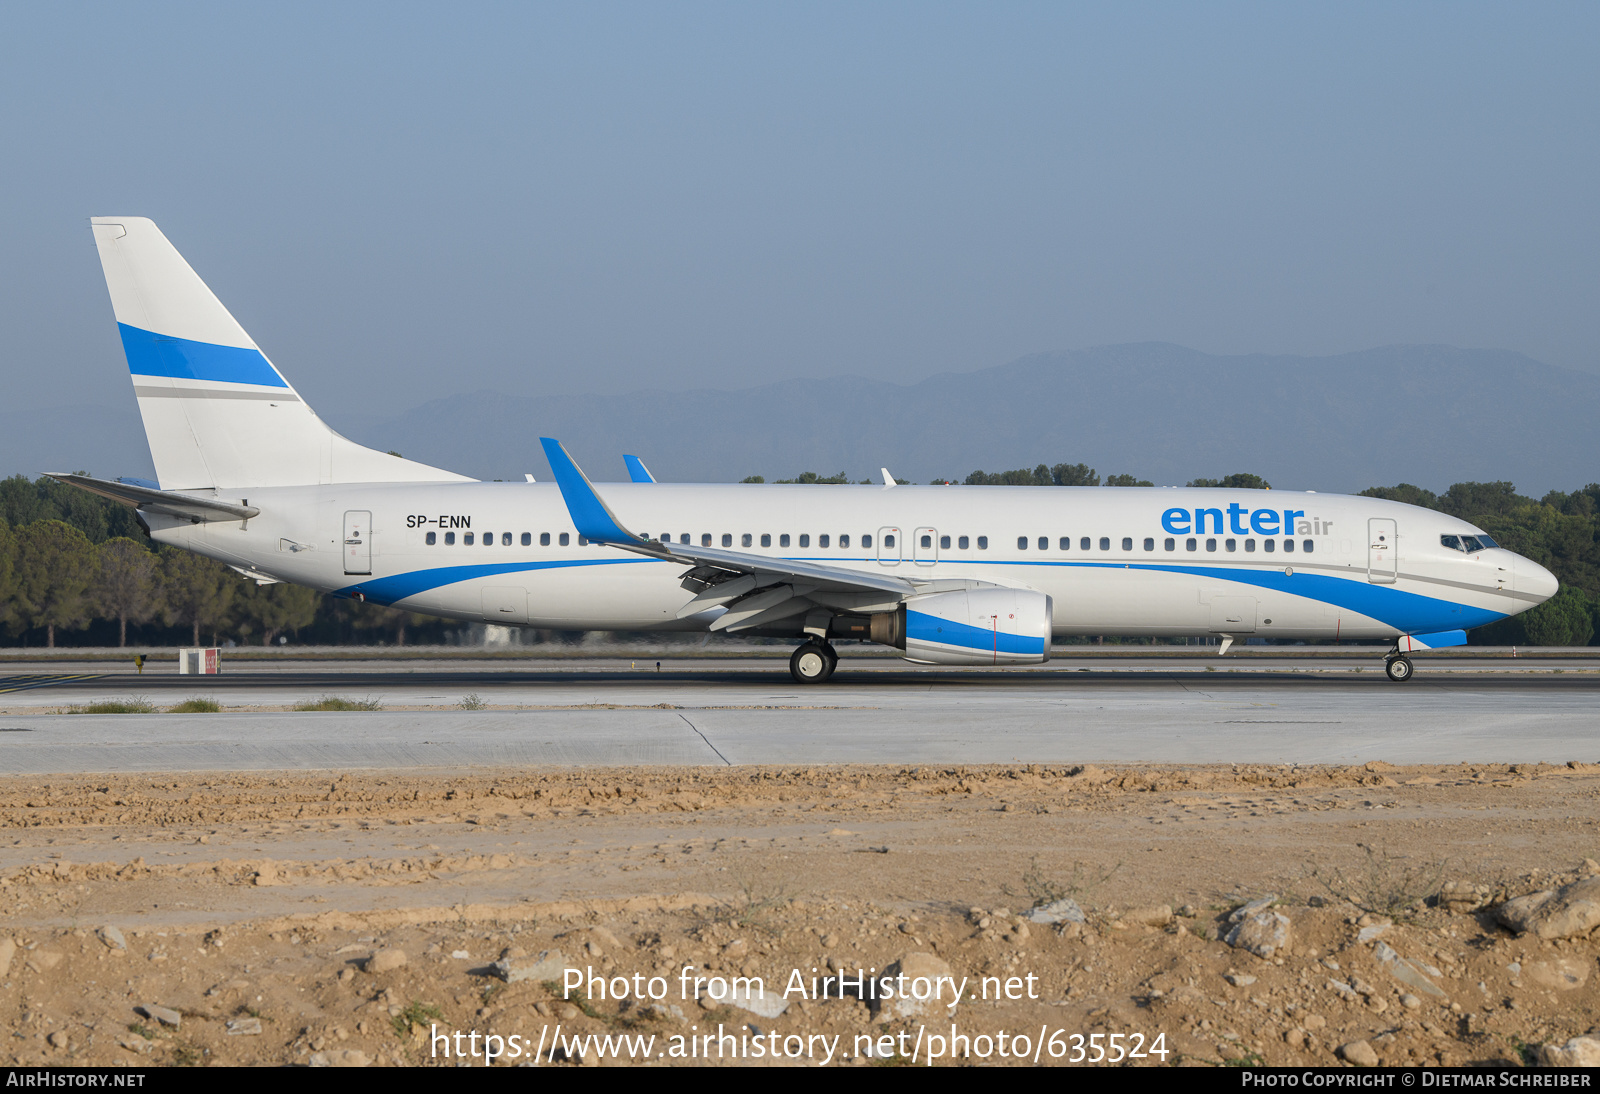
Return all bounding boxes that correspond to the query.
[1,655,1596,773]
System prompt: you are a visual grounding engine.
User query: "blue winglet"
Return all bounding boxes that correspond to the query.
[623,454,656,483]
[539,438,640,544]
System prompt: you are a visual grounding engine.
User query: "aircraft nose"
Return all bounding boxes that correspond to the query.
[1515,555,1559,604]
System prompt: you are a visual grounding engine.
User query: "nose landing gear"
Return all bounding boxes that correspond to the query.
[790,640,838,684]
[1384,655,1414,682]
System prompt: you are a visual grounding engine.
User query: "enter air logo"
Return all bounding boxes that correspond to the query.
[1161,504,1331,537]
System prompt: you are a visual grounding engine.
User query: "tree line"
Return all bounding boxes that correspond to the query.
[6,470,1599,647]
[0,476,454,648]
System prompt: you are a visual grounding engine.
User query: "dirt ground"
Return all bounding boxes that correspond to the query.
[1,760,1597,1067]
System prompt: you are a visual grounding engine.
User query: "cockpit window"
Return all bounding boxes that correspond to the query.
[1460,536,1484,553]
[1443,533,1497,553]
[1440,535,1462,551]
[1476,534,1498,549]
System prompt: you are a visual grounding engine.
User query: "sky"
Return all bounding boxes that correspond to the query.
[2,2,1598,429]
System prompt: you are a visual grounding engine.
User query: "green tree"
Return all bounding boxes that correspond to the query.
[92,537,161,647]
[1051,463,1100,487]
[161,550,241,646]
[1519,588,1595,647]
[775,472,852,484]
[231,580,320,645]
[1188,473,1271,489]
[739,475,766,483]
[1359,483,1440,509]
[0,519,15,631]
[12,520,95,647]
[1104,473,1155,487]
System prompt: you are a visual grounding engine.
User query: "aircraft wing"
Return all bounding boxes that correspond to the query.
[539,438,987,632]
[46,473,259,523]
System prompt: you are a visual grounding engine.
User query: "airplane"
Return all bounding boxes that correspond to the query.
[53,217,1560,684]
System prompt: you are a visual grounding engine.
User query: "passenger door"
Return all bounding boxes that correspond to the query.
[1367,518,1397,584]
[343,511,371,575]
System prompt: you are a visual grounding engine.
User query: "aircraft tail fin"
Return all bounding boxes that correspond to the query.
[89,217,471,490]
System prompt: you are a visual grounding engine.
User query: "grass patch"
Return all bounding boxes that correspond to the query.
[167,697,221,713]
[1310,842,1446,920]
[1004,855,1121,909]
[294,695,382,712]
[708,869,795,931]
[68,697,156,714]
[391,1000,442,1038]
[459,693,487,710]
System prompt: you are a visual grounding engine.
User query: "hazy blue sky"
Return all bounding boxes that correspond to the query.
[3,2,1597,422]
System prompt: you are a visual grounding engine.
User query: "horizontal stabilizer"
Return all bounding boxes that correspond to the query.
[46,473,258,523]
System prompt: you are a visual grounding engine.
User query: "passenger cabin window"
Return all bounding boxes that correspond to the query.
[1284,539,1295,553]
[702,534,712,547]
[444,532,456,545]
[1121,537,1133,551]
[521,533,531,546]
[741,534,752,547]
[779,534,790,547]
[819,534,830,548]
[426,531,436,545]
[1225,538,1236,552]
[1099,537,1110,551]
[940,535,951,549]
[1080,537,1091,551]
[1303,540,1314,553]
[840,534,850,548]
[799,534,810,548]
[503,533,512,546]
[1264,539,1275,553]
[977,536,987,549]
[1245,538,1256,552]
[578,536,588,546]
[760,534,771,547]
[464,532,475,545]
[1206,538,1217,552]
[1144,537,1155,551]
[1186,538,1196,551]
[722,534,733,547]
[1059,537,1070,551]
[958,536,969,549]
[559,533,570,546]
[1164,538,1175,551]
[862,534,872,548]
[1036,536,1047,551]
[1017,536,1028,550]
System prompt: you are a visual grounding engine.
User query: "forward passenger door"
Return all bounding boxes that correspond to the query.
[1367,518,1397,584]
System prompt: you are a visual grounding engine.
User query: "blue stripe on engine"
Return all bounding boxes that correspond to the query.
[118,323,288,388]
[906,610,1046,655]
[336,557,649,606]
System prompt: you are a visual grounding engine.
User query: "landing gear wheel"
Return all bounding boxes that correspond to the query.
[1384,656,1414,682]
[790,642,837,684]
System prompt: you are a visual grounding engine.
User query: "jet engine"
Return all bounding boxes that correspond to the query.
[835,588,1052,665]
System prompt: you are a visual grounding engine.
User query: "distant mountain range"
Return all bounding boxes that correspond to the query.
[10,343,1598,496]
[326,343,1600,496]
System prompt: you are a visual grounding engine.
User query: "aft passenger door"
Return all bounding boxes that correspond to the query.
[343,510,372,575]
[1367,518,1397,584]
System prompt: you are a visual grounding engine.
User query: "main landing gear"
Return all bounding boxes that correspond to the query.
[1384,654,1414,682]
[790,640,838,684]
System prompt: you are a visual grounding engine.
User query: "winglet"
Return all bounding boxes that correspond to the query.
[539,438,644,544]
[623,454,656,483]
[881,467,897,488]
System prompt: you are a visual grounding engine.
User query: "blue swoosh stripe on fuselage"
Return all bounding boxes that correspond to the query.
[336,558,650,605]
[335,556,1505,633]
[118,323,289,388]
[906,610,1047,655]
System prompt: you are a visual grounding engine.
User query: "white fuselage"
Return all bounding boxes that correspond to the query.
[144,481,1553,642]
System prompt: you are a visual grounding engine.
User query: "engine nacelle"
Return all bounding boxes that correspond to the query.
[853,588,1052,665]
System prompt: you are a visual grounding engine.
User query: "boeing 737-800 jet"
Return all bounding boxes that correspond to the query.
[53,218,1559,683]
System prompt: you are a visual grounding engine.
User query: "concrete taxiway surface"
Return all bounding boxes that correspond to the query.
[1,655,1597,772]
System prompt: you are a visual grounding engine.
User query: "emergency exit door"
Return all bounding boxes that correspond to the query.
[344,511,372,575]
